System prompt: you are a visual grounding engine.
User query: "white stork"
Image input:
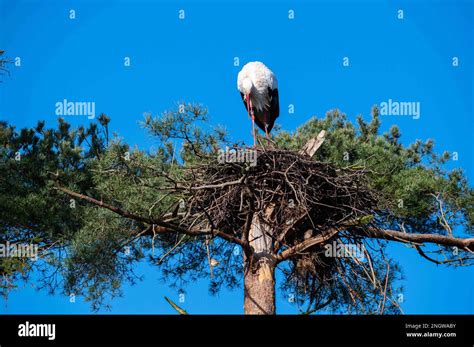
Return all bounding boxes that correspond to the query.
[237,61,279,146]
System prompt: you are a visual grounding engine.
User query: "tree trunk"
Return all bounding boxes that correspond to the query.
[243,210,276,314]
[244,255,276,314]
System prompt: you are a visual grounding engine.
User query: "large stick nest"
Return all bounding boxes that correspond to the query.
[185,147,379,247]
[179,147,389,308]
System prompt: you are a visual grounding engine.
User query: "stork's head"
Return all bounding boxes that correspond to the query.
[241,78,253,96]
[240,78,253,107]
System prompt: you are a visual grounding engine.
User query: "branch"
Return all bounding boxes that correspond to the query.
[414,245,443,265]
[299,130,326,157]
[275,226,474,264]
[276,228,340,263]
[363,228,474,252]
[274,210,309,251]
[56,186,159,226]
[54,186,249,250]
[430,193,453,236]
[190,176,245,190]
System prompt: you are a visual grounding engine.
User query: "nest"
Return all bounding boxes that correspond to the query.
[171,145,398,311]
[184,148,378,260]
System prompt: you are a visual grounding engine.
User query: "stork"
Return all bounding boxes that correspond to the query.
[237,61,279,147]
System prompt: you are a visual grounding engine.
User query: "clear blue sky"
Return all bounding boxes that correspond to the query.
[0,0,472,314]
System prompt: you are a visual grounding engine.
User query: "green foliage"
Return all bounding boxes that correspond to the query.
[274,106,473,234]
[1,103,472,312]
[64,207,144,311]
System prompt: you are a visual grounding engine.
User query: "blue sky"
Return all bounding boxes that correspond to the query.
[0,0,473,314]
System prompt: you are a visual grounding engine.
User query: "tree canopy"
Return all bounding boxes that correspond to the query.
[1,104,472,313]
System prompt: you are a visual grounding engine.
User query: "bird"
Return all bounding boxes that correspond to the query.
[237,61,279,147]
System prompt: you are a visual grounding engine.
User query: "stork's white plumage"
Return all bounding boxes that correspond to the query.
[237,61,279,146]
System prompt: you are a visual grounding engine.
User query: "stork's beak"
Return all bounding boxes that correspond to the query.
[245,94,251,118]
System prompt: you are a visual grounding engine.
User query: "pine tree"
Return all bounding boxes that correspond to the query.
[1,104,472,314]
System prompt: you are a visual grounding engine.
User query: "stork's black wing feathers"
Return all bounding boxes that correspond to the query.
[269,87,279,120]
[240,92,250,113]
[257,87,279,133]
[240,88,280,133]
